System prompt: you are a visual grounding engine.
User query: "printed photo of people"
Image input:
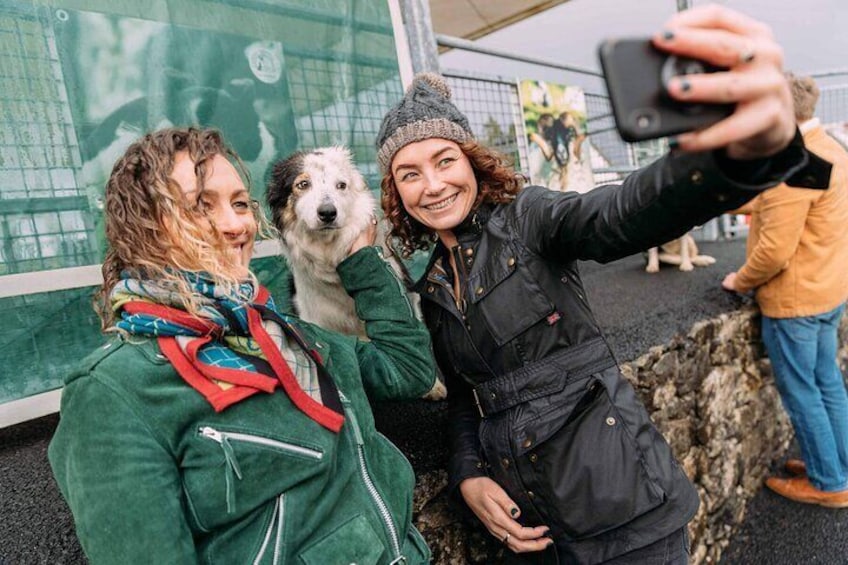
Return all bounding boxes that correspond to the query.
[519,79,594,193]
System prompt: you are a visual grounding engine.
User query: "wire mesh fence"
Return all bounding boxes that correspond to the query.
[443,67,848,188]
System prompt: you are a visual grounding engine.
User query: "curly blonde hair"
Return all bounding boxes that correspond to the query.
[786,72,820,122]
[380,140,524,257]
[95,127,264,329]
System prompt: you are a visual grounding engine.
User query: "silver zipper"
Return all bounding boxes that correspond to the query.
[253,495,281,565]
[198,426,323,460]
[273,492,285,565]
[338,392,405,563]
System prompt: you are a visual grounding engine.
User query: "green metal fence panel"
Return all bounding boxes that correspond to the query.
[0,0,403,404]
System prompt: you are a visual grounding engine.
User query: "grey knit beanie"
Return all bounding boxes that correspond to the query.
[376,72,474,174]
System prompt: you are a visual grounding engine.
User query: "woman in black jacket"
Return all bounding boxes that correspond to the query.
[376,6,830,565]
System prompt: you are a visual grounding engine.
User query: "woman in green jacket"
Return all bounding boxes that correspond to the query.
[48,127,436,564]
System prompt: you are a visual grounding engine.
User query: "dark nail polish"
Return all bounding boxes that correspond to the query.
[668,137,680,150]
[679,79,691,93]
[662,30,675,41]
[510,507,519,516]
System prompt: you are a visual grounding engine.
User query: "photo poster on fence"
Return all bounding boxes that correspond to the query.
[519,79,594,193]
[52,8,298,230]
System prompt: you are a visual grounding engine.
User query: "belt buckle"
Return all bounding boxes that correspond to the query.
[472,386,486,418]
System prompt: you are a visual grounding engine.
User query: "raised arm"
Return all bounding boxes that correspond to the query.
[338,246,436,401]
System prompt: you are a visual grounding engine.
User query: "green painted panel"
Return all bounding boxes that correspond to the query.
[0,0,403,403]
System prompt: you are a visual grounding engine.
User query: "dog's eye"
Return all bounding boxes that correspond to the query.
[295,180,310,190]
[336,182,347,190]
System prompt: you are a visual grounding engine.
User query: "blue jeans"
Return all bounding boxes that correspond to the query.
[761,303,848,492]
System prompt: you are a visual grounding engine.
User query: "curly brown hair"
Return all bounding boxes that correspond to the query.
[785,72,820,122]
[94,127,261,329]
[380,140,524,257]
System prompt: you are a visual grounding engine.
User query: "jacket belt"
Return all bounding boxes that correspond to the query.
[471,337,616,418]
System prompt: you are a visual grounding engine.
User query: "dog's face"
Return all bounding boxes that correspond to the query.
[267,146,373,237]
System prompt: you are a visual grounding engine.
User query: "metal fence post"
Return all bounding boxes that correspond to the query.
[397,0,440,74]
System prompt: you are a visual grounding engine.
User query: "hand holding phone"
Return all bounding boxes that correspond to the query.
[598,38,733,142]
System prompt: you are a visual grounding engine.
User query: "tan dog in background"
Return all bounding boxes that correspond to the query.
[646,233,716,273]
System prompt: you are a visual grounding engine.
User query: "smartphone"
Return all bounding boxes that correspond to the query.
[598,38,734,142]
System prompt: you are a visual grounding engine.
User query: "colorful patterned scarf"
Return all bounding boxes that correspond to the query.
[110,273,343,432]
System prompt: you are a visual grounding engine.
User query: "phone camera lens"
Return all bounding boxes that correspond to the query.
[629,108,660,133]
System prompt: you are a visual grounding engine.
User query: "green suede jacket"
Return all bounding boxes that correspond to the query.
[48,247,436,565]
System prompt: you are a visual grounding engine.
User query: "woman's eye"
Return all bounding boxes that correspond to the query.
[438,157,455,167]
[233,200,250,210]
[196,200,213,213]
[336,181,347,190]
[399,171,417,182]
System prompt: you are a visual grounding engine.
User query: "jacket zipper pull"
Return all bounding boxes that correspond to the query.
[199,426,243,513]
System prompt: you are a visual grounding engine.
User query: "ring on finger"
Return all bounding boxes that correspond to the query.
[502,532,511,545]
[738,45,756,65]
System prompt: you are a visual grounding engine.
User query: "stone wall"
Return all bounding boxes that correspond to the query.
[411,307,848,564]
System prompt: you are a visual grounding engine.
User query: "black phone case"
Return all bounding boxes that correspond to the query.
[598,38,733,142]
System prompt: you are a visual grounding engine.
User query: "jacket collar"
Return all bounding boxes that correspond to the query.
[454,202,494,240]
[411,202,494,292]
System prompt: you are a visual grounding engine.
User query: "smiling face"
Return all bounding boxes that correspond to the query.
[170,152,256,277]
[391,138,478,248]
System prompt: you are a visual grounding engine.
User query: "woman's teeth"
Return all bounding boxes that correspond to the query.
[426,194,457,211]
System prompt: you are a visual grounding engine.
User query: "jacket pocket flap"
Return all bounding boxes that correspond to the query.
[299,514,385,565]
[469,241,555,346]
[468,240,518,304]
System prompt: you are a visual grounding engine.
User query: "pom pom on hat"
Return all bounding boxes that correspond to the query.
[376,72,473,174]
[410,72,451,99]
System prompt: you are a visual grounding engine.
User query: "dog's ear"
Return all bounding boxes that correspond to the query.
[267,151,306,230]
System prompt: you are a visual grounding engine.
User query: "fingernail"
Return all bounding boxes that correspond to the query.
[668,137,680,150]
[662,30,675,41]
[510,507,519,516]
[679,79,692,93]
[547,540,555,548]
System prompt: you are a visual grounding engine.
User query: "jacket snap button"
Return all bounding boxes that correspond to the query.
[523,438,533,449]
[560,275,568,283]
[606,416,616,426]
[475,286,484,295]
[502,458,510,468]
[527,490,535,499]
[427,285,435,293]
[690,170,704,184]
[464,247,474,256]
[507,257,516,267]
[490,392,497,399]
[476,461,483,469]
[529,453,538,463]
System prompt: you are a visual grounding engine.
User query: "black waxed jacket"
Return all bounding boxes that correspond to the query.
[412,141,830,564]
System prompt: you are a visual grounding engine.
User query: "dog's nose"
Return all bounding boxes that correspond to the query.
[317,203,337,224]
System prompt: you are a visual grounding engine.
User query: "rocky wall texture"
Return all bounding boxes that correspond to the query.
[411,307,848,565]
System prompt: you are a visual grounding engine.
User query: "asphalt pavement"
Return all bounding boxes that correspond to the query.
[1,239,846,564]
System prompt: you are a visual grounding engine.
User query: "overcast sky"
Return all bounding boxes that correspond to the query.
[439,0,848,94]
